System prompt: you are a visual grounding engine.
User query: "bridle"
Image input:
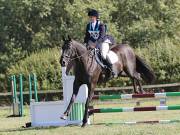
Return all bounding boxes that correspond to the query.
[62,45,92,64]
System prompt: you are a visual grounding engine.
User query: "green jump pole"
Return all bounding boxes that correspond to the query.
[19,74,23,116]
[33,73,38,102]
[29,74,32,103]
[29,73,38,103]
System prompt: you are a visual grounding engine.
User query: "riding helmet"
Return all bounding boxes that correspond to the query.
[88,9,99,18]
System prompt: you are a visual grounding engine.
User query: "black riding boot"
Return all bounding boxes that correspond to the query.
[106,61,115,77]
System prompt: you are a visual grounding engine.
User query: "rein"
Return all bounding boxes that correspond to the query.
[65,48,92,62]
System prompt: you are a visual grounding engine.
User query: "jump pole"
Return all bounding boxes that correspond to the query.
[11,75,19,116]
[19,74,24,116]
[29,74,32,103]
[96,119,180,125]
[90,105,180,113]
[11,73,38,117]
[93,92,180,100]
[33,73,38,102]
[29,73,38,103]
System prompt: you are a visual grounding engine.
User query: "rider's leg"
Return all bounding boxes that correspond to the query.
[100,42,109,60]
[100,41,115,76]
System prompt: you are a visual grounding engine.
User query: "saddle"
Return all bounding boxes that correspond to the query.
[93,48,111,70]
[92,48,114,81]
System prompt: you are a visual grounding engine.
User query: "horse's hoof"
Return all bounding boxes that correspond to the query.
[81,122,87,128]
[139,90,145,94]
[134,91,138,94]
[60,115,67,120]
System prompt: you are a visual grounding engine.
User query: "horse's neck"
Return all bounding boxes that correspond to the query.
[73,41,88,75]
[72,41,101,82]
[73,41,87,55]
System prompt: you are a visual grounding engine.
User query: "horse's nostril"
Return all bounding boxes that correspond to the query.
[60,59,62,64]
[60,60,66,66]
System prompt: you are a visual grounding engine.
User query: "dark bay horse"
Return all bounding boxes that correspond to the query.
[60,37,155,127]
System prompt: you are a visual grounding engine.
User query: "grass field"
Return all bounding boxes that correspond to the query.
[1,98,180,135]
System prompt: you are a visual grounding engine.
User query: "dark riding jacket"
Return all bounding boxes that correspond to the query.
[84,20,115,45]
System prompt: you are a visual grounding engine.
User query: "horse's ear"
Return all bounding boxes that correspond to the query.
[62,36,66,41]
[68,35,72,41]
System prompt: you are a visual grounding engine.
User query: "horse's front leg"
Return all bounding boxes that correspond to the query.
[81,83,94,127]
[60,81,80,120]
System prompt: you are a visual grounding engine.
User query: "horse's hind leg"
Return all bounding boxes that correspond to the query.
[60,81,81,120]
[133,72,143,93]
[125,69,143,94]
[132,78,138,94]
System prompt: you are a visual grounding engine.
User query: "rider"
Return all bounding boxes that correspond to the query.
[84,9,115,76]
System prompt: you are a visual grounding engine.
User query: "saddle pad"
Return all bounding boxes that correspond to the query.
[107,51,118,64]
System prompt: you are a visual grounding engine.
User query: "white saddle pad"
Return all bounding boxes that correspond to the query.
[106,50,118,64]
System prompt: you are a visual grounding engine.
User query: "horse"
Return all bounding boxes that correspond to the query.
[60,36,155,127]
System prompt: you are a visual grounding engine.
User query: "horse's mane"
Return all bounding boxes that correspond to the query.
[72,40,87,51]
[66,39,88,75]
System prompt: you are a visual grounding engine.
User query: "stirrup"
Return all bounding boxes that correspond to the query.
[111,71,115,77]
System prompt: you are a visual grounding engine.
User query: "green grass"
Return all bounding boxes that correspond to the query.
[1,98,180,135]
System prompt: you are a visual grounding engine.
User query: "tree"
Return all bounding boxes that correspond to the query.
[0,0,69,91]
[112,0,180,47]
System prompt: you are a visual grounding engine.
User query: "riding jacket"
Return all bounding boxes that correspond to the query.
[84,20,115,46]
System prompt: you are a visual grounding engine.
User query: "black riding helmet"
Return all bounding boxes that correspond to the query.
[88,9,99,18]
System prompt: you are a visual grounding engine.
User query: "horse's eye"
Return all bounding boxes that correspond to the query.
[67,50,72,56]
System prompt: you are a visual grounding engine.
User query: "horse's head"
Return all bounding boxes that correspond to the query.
[60,36,76,67]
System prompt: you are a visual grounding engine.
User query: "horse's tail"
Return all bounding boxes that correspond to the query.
[136,55,156,84]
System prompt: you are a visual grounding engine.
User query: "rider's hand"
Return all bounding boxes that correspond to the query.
[86,43,96,50]
[87,45,95,50]
[90,43,96,48]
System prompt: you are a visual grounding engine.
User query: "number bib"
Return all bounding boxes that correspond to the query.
[88,30,100,40]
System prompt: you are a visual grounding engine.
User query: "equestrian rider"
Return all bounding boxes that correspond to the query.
[84,9,115,76]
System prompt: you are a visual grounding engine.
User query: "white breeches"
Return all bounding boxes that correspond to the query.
[100,40,118,65]
[100,42,110,59]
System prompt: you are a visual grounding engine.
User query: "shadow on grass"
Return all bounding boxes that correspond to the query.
[0,124,81,133]
[0,126,59,133]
